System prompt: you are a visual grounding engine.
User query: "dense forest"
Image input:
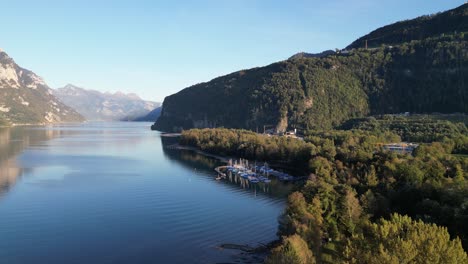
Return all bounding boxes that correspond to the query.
[180,116,468,263]
[166,6,468,262]
[153,4,467,133]
[346,3,468,49]
[341,114,468,147]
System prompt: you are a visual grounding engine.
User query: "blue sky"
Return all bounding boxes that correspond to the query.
[0,0,464,102]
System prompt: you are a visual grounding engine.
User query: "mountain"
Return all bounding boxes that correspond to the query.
[0,49,84,125]
[133,106,162,122]
[346,3,468,49]
[52,84,160,121]
[153,4,467,132]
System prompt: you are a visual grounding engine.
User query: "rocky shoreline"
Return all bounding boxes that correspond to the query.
[216,240,281,264]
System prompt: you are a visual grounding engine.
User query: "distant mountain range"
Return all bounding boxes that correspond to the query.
[0,48,160,124]
[0,49,84,125]
[52,84,160,121]
[153,3,468,132]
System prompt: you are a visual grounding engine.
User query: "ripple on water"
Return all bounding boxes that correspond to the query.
[0,122,288,264]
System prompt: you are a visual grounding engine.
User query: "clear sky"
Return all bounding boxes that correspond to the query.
[0,0,464,102]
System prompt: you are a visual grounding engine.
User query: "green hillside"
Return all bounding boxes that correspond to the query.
[154,57,369,132]
[347,3,468,49]
[153,4,468,132]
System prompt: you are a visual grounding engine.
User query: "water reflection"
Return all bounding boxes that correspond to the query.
[0,159,22,196]
[160,136,294,199]
[0,123,288,264]
[0,126,68,196]
[0,123,154,198]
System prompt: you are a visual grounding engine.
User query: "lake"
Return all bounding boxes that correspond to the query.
[0,122,292,264]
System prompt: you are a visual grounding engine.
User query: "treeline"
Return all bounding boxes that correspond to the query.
[341,115,468,153]
[180,128,399,173]
[271,141,468,263]
[181,128,317,172]
[179,127,468,263]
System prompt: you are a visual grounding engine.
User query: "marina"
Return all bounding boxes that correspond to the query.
[215,158,297,184]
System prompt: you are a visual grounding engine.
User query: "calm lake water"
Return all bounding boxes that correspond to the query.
[0,122,292,264]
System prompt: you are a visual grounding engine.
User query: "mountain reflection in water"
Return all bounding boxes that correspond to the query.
[0,122,290,264]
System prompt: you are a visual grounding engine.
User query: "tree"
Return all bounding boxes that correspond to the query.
[345,214,468,264]
[309,157,334,181]
[364,165,378,187]
[266,235,316,264]
[338,187,363,235]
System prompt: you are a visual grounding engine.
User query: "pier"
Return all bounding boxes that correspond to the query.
[214,165,227,180]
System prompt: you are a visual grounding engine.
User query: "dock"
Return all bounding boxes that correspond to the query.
[214,158,298,183]
[215,165,227,179]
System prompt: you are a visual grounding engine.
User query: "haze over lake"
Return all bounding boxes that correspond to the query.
[0,122,291,264]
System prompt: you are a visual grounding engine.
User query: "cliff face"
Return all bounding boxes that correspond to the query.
[153,58,369,132]
[153,4,468,132]
[0,50,84,125]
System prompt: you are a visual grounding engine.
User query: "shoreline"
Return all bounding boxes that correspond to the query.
[160,132,182,137]
[1,121,87,128]
[166,143,283,261]
[1,120,153,128]
[216,240,282,263]
[166,143,308,180]
[165,144,231,163]
[166,143,308,178]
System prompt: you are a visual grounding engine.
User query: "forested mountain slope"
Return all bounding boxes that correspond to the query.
[154,4,467,132]
[347,3,468,49]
